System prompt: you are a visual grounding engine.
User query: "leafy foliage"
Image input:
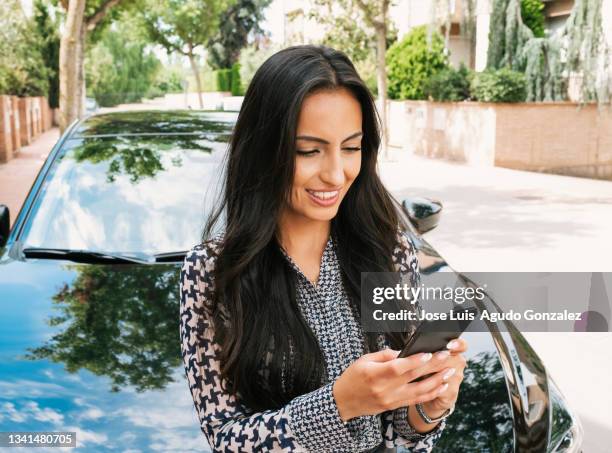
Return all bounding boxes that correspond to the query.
[139,0,232,56]
[25,264,184,393]
[487,0,610,103]
[386,25,448,100]
[0,0,50,96]
[86,21,161,106]
[520,0,545,38]
[216,68,231,92]
[33,0,61,107]
[144,66,185,99]
[206,0,271,69]
[470,68,527,102]
[307,0,398,65]
[230,62,243,95]
[424,64,473,102]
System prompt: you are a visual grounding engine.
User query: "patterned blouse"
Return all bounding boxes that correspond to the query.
[179,228,447,452]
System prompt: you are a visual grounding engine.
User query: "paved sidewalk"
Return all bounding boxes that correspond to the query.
[0,128,60,229]
[380,151,612,452]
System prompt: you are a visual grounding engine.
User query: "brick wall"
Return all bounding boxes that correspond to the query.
[0,95,56,163]
[394,100,612,181]
[0,96,14,163]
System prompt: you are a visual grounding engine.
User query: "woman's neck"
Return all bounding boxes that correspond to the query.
[276,212,331,259]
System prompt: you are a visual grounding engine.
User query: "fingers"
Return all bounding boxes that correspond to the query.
[376,352,435,380]
[389,367,456,409]
[403,350,467,383]
[364,348,435,377]
[365,348,400,363]
[446,337,468,354]
[364,346,468,391]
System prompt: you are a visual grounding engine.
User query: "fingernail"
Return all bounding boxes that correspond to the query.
[438,383,449,394]
[446,340,458,350]
[442,368,456,381]
[435,350,450,360]
[420,353,433,362]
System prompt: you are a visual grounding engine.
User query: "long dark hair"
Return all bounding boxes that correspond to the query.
[202,44,410,412]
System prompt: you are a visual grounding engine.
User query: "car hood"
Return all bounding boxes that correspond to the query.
[0,257,206,451]
[0,247,519,451]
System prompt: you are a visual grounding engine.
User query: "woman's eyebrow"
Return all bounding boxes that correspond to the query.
[296,131,363,144]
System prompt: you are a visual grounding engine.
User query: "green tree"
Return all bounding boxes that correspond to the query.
[386,25,448,100]
[25,265,184,392]
[206,0,272,70]
[486,0,609,103]
[86,21,161,107]
[33,0,61,108]
[0,0,50,96]
[139,0,235,108]
[520,0,545,38]
[57,0,138,131]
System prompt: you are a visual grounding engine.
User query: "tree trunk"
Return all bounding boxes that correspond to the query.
[375,24,389,160]
[77,20,86,118]
[59,0,86,133]
[188,48,204,109]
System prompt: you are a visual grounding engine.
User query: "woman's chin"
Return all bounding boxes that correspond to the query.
[301,206,340,222]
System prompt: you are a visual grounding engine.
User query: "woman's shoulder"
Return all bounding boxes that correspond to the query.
[391,227,419,274]
[181,233,225,286]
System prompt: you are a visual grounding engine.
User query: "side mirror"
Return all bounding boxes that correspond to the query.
[0,204,9,248]
[401,197,442,234]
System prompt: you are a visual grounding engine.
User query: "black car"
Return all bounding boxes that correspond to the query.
[0,111,583,452]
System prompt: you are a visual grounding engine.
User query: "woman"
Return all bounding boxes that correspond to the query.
[179,45,468,452]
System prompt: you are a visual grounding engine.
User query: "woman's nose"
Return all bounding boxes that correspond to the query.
[319,149,345,185]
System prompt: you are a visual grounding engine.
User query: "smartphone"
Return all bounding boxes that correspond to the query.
[397,306,478,381]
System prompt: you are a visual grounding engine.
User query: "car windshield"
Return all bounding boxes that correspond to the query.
[18,132,228,256]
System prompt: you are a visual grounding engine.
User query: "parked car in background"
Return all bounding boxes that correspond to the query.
[0,111,582,452]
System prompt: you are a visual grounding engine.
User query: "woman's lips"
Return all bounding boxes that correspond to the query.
[306,189,340,207]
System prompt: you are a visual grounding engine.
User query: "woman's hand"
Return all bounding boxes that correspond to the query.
[417,337,468,420]
[332,338,468,422]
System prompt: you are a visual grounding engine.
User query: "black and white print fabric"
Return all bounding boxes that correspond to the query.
[179,228,447,452]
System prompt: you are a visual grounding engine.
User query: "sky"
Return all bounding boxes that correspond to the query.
[260,0,284,43]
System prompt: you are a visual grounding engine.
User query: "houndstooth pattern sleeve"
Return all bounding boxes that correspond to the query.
[179,241,358,453]
[380,228,447,450]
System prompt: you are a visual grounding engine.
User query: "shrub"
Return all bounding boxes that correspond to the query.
[230,62,242,95]
[386,25,448,100]
[216,68,231,91]
[470,68,527,102]
[424,64,473,101]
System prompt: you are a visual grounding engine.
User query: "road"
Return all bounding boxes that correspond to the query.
[380,150,612,452]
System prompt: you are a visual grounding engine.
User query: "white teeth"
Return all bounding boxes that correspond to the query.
[308,190,339,200]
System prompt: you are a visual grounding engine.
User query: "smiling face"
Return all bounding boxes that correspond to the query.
[282,87,363,224]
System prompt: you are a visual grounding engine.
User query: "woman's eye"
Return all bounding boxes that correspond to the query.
[296,149,320,156]
[344,147,361,152]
